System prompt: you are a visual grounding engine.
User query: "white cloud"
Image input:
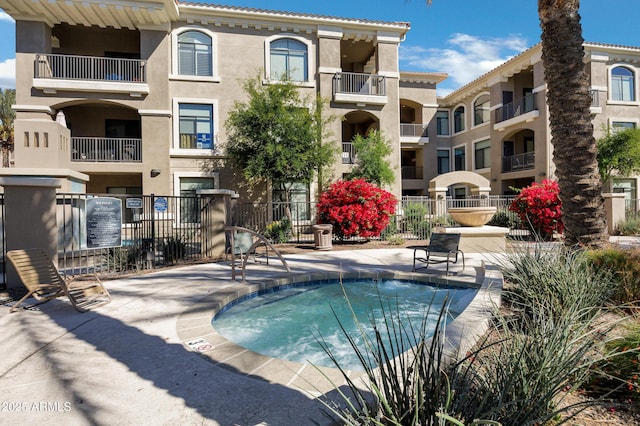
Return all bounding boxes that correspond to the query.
[400,33,529,94]
[0,11,14,23]
[0,58,15,89]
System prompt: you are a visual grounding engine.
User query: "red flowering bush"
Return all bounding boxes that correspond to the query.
[317,179,397,239]
[509,179,564,239]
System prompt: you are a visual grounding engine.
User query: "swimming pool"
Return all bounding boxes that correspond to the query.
[212,278,478,370]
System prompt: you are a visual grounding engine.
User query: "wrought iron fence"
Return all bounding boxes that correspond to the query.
[56,193,210,277]
[234,195,520,243]
[626,199,640,220]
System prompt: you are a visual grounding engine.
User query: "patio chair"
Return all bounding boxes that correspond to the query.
[409,233,465,275]
[225,231,269,265]
[7,248,112,313]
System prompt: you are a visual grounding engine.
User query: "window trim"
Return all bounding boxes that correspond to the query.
[472,93,491,128]
[264,34,315,86]
[453,143,466,171]
[453,105,466,134]
[171,97,219,155]
[171,26,219,82]
[473,138,491,171]
[436,110,450,136]
[608,64,639,105]
[173,172,220,225]
[437,148,451,175]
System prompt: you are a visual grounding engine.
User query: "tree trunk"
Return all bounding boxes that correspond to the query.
[538,0,608,247]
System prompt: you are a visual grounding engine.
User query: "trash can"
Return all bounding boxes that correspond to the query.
[312,224,333,250]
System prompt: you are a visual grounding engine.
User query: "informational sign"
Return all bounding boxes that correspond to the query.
[86,197,122,249]
[186,338,213,353]
[196,133,212,149]
[154,197,168,212]
[126,197,143,209]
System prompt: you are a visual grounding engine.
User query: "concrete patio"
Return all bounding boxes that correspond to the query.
[0,248,501,425]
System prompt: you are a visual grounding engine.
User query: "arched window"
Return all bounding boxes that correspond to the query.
[270,38,308,82]
[474,94,490,126]
[453,106,465,133]
[611,66,635,101]
[178,31,212,76]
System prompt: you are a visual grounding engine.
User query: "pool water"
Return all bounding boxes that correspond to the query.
[212,279,477,370]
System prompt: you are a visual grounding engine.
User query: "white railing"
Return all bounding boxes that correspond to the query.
[332,72,386,96]
[35,54,146,83]
[342,142,357,164]
[400,123,428,138]
[71,137,142,162]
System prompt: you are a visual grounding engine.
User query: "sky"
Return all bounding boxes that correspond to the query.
[0,1,639,94]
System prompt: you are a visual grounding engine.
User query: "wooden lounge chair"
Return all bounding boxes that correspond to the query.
[7,248,111,313]
[409,233,465,275]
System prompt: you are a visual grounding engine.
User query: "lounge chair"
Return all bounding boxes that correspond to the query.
[409,233,465,275]
[7,248,112,313]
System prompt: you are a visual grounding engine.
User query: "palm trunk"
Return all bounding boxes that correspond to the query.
[538,0,608,247]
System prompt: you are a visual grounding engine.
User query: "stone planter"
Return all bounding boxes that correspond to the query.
[448,207,497,227]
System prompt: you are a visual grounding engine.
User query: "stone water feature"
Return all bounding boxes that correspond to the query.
[428,172,509,253]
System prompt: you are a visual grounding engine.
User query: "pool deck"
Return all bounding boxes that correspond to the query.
[0,248,502,425]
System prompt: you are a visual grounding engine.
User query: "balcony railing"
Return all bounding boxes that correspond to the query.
[342,142,356,164]
[502,152,535,172]
[401,166,424,180]
[494,93,537,123]
[400,124,428,138]
[332,72,386,96]
[35,54,146,83]
[71,137,142,162]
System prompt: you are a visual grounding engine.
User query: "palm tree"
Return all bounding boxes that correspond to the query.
[538,0,607,247]
[0,88,15,168]
[425,0,608,247]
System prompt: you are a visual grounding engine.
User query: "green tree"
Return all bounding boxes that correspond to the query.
[225,75,335,216]
[0,88,15,168]
[349,130,395,187]
[597,127,640,188]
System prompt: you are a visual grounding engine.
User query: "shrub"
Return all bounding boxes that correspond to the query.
[590,320,640,402]
[317,179,397,239]
[404,202,431,239]
[616,216,640,236]
[264,218,292,243]
[162,236,186,263]
[586,246,640,305]
[509,179,563,239]
[487,208,521,229]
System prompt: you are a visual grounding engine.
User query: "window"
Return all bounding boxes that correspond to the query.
[436,111,449,136]
[178,103,213,150]
[437,150,450,174]
[474,140,491,169]
[611,66,635,101]
[453,106,465,133]
[180,177,215,223]
[474,95,490,126]
[612,121,636,133]
[270,38,308,82]
[178,31,212,77]
[454,147,465,171]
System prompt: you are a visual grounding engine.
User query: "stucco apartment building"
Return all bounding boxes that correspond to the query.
[0,0,445,204]
[417,42,640,200]
[1,0,639,203]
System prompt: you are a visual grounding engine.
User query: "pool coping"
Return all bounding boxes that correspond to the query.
[176,262,503,397]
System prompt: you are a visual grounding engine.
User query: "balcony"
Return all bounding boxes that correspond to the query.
[495,93,538,124]
[502,152,535,172]
[332,72,388,105]
[401,166,424,180]
[71,137,142,163]
[400,123,428,143]
[34,54,149,96]
[342,142,356,164]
